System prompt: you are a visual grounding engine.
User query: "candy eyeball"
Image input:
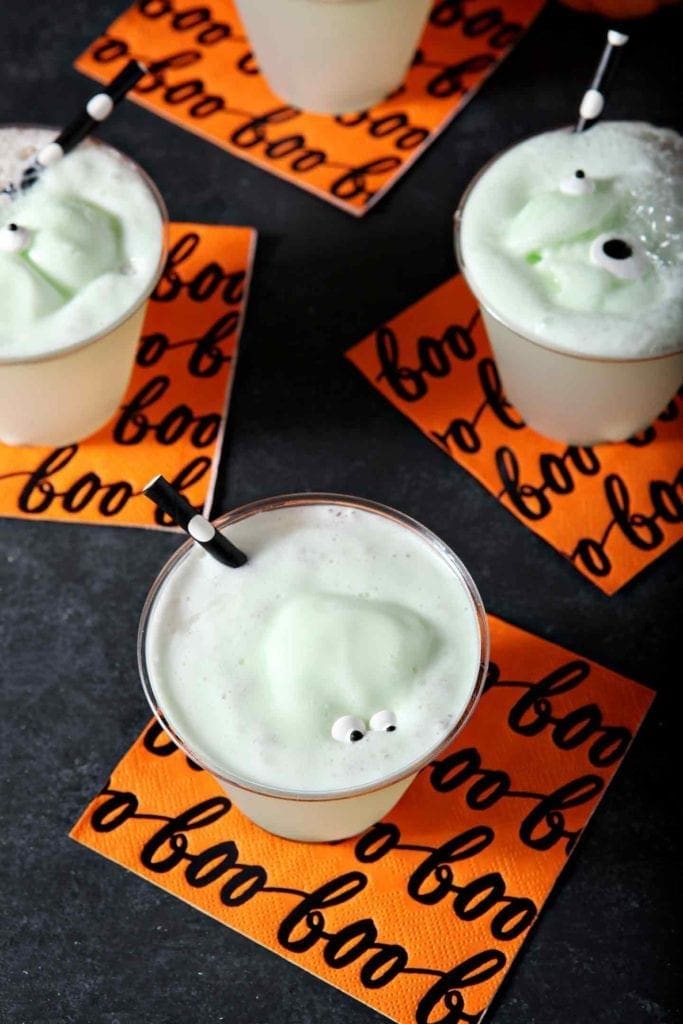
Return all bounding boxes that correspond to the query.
[559,169,596,197]
[331,715,366,743]
[589,233,647,280]
[370,710,397,732]
[0,222,32,254]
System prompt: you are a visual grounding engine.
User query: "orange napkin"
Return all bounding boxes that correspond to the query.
[347,275,683,594]
[75,0,545,216]
[0,223,255,528]
[71,614,652,1024]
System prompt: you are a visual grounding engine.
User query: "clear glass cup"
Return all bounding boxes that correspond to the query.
[233,0,432,115]
[138,492,489,843]
[0,125,168,448]
[454,138,683,447]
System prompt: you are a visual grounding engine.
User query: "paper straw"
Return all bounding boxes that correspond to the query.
[575,29,629,134]
[2,60,148,199]
[143,475,248,569]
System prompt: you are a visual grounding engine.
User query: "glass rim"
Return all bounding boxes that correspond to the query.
[453,123,683,366]
[137,491,490,803]
[0,122,169,367]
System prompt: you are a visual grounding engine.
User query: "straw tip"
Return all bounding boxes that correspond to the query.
[607,29,629,46]
[143,473,164,493]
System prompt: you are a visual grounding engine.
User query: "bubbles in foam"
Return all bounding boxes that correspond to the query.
[630,177,683,266]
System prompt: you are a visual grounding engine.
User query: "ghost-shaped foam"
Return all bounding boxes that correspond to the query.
[505,186,618,256]
[15,194,122,293]
[504,177,658,315]
[262,592,438,738]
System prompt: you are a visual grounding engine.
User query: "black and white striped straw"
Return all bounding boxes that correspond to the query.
[143,475,248,569]
[575,29,629,134]
[1,60,148,200]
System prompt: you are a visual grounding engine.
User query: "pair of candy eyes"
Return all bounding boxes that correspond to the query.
[332,710,397,743]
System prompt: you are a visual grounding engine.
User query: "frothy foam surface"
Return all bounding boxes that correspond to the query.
[459,122,683,358]
[0,127,163,358]
[145,503,482,795]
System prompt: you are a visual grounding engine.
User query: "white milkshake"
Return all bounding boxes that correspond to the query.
[0,126,166,446]
[233,0,432,114]
[139,494,488,841]
[455,122,683,444]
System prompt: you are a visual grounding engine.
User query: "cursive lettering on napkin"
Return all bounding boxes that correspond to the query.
[71,616,654,1024]
[91,738,508,1024]
[346,276,683,593]
[75,0,545,213]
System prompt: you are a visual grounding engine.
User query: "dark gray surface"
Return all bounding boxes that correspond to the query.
[1,2,681,1023]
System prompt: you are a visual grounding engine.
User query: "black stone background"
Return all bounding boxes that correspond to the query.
[0,2,681,1022]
